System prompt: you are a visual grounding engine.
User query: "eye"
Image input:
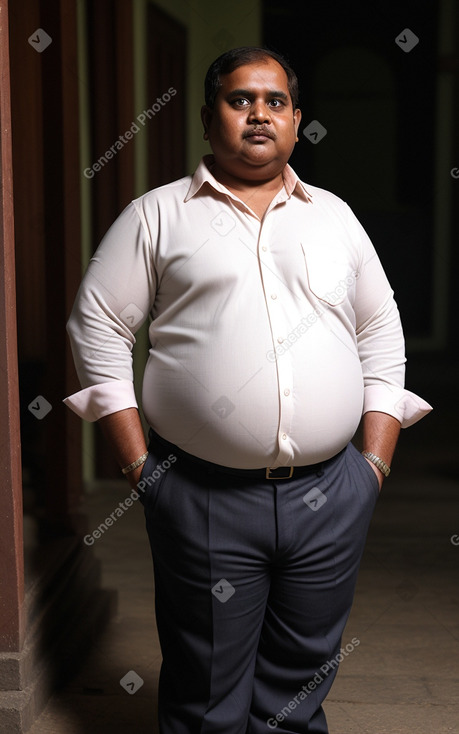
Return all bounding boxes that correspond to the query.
[231,98,250,107]
[269,99,284,108]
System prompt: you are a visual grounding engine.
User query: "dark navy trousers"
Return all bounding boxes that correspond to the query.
[139,432,380,734]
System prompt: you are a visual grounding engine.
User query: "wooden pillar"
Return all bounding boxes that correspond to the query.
[1,5,116,726]
[0,0,25,653]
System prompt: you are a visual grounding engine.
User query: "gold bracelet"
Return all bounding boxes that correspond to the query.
[362,451,391,478]
[121,452,148,475]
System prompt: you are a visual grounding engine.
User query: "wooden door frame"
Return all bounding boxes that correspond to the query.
[0,0,24,653]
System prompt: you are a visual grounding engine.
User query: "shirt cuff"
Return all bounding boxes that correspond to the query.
[63,380,138,422]
[363,384,432,428]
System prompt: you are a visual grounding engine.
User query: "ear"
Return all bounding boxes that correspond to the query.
[293,107,302,139]
[201,105,213,141]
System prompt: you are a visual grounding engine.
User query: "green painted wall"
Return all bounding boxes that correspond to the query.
[139,0,262,172]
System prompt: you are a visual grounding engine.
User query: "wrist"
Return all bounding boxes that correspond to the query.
[121,452,148,475]
[361,451,391,478]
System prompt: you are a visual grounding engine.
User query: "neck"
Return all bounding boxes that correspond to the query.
[209,161,285,196]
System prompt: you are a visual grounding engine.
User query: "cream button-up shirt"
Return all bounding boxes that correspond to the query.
[64,156,431,468]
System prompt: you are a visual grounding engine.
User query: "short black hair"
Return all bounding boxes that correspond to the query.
[204,47,299,110]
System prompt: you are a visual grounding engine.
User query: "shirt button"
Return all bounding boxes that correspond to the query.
[282,433,287,440]
[277,337,284,344]
[271,293,277,300]
[284,389,290,396]
[262,246,267,252]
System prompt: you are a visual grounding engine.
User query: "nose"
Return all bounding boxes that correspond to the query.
[248,99,271,124]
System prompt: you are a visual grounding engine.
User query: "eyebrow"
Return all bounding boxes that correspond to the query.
[227,88,289,101]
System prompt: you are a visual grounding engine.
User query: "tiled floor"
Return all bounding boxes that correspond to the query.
[28,362,459,733]
[28,482,161,734]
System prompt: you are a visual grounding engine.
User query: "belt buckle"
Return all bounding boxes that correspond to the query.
[265,466,294,479]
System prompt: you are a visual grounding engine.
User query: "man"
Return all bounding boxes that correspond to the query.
[65,47,431,733]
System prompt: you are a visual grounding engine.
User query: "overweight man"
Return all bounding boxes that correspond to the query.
[65,47,432,734]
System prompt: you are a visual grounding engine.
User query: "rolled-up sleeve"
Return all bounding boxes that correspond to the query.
[64,200,156,421]
[347,205,432,428]
[63,380,138,422]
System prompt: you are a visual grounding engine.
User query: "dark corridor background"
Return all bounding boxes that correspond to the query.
[264,0,440,343]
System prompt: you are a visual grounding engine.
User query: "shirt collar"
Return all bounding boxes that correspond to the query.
[184,155,313,204]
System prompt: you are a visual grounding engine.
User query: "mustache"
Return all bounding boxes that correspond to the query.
[243,126,276,140]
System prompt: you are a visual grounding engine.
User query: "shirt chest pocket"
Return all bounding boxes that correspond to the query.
[301,243,358,307]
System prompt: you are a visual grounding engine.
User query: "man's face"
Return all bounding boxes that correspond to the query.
[201,58,301,184]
